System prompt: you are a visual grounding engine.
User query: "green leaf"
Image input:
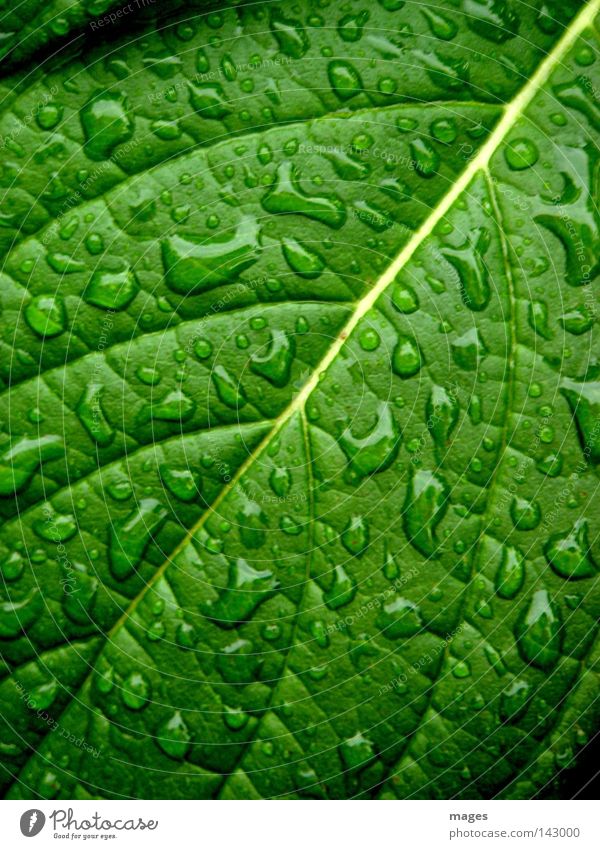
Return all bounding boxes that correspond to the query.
[0,0,599,800]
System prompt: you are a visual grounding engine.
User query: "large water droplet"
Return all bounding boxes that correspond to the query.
[323,564,356,610]
[544,519,598,579]
[162,216,261,295]
[84,267,139,311]
[76,383,115,447]
[560,378,600,463]
[443,228,491,310]
[403,469,449,559]
[339,401,400,476]
[204,558,279,628]
[262,162,346,228]
[0,435,63,496]
[515,589,561,670]
[80,91,134,160]
[155,711,191,760]
[376,596,423,638]
[495,545,525,598]
[109,499,168,580]
[250,329,295,388]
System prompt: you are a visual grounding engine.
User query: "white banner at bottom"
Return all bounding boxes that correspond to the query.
[0,800,597,849]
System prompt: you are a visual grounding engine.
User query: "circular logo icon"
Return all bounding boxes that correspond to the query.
[20,810,45,837]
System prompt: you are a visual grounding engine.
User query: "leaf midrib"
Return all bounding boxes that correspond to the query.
[10,0,599,797]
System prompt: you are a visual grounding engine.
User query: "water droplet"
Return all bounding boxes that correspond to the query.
[339,401,400,476]
[339,733,375,772]
[443,227,491,310]
[80,91,134,160]
[33,510,77,543]
[391,279,419,313]
[109,499,168,580]
[204,558,279,628]
[515,589,561,670]
[403,469,449,558]
[76,383,115,447]
[392,335,423,378]
[426,384,459,449]
[560,378,600,463]
[262,162,346,228]
[0,589,41,637]
[342,516,369,557]
[122,672,151,710]
[410,138,440,177]
[328,60,363,100]
[510,496,542,530]
[323,564,356,610]
[188,82,230,118]
[162,216,261,295]
[500,679,531,722]
[155,711,191,760]
[281,237,325,278]
[559,306,594,335]
[451,328,487,370]
[422,7,458,38]
[160,466,201,502]
[212,365,247,409]
[376,596,423,638]
[544,519,598,579]
[271,11,309,58]
[504,137,539,170]
[0,435,63,496]
[250,329,295,387]
[463,0,520,42]
[495,545,525,598]
[25,295,66,338]
[84,267,139,310]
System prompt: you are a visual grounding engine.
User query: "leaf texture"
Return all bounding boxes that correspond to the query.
[0,0,599,800]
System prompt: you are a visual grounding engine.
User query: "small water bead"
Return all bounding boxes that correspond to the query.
[358,327,380,351]
[122,672,151,710]
[559,306,594,335]
[338,10,369,42]
[341,516,369,557]
[504,137,539,170]
[391,280,419,313]
[194,338,212,360]
[176,622,197,649]
[422,7,458,38]
[452,659,471,679]
[431,118,457,143]
[224,706,249,731]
